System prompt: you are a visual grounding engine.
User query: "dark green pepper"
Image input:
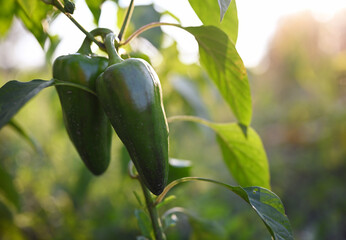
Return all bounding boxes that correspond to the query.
[53,28,112,175]
[96,33,169,195]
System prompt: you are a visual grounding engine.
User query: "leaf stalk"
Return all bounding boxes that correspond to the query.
[120,22,180,46]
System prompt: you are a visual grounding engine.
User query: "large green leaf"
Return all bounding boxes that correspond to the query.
[168,116,270,189]
[0,79,54,129]
[184,26,252,126]
[85,0,106,24]
[215,124,270,189]
[0,0,15,37]
[188,0,238,43]
[158,177,293,240]
[0,165,20,210]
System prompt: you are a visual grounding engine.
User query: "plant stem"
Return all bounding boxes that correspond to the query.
[118,0,135,42]
[120,22,180,46]
[139,179,166,240]
[52,0,104,49]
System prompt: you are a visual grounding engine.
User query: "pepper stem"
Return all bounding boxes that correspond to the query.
[105,33,123,65]
[77,28,113,55]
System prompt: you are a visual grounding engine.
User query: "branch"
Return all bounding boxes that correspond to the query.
[51,0,104,49]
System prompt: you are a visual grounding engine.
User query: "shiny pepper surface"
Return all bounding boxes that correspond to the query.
[96,33,169,195]
[53,29,112,175]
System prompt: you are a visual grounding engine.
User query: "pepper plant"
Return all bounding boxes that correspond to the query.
[0,0,293,239]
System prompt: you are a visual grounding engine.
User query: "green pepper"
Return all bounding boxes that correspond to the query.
[96,33,169,195]
[53,28,112,175]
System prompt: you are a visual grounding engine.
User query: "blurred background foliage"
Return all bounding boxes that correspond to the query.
[0,1,345,239]
[251,12,346,240]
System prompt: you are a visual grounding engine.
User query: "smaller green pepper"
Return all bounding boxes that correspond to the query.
[53,28,112,175]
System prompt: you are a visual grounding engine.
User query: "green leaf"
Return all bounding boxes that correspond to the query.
[134,209,153,239]
[168,116,270,189]
[234,187,293,240]
[0,79,54,129]
[0,0,15,37]
[136,237,149,240]
[183,26,252,126]
[15,0,53,47]
[188,0,238,43]
[215,124,270,189]
[70,166,93,208]
[85,0,105,24]
[45,35,61,62]
[0,165,20,210]
[168,158,192,183]
[162,209,178,230]
[8,120,43,154]
[120,145,131,177]
[156,195,176,209]
[159,177,293,240]
[162,207,224,238]
[170,75,209,119]
[130,4,163,49]
[0,200,13,222]
[160,10,181,24]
